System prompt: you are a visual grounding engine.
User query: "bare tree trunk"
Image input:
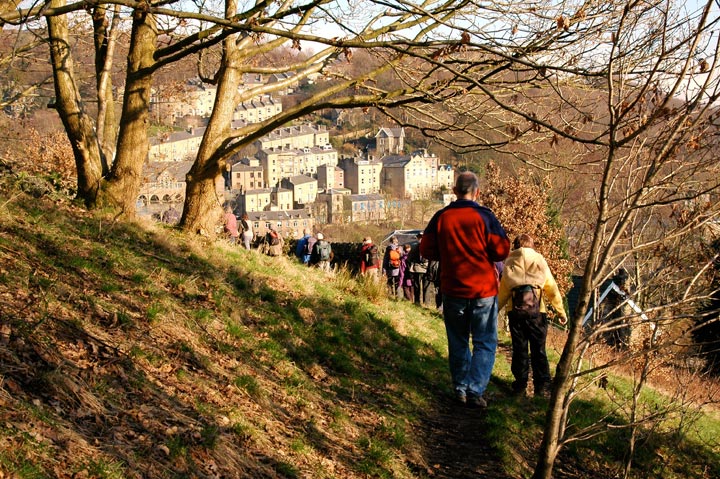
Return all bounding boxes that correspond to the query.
[93,5,120,167]
[98,9,156,215]
[180,67,238,234]
[181,0,242,235]
[532,291,588,479]
[46,0,104,207]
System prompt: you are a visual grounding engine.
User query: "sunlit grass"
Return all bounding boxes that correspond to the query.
[2,187,720,479]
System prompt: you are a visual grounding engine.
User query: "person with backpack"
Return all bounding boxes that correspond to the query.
[498,234,567,398]
[295,228,313,264]
[408,232,431,305]
[425,259,441,309]
[264,226,284,256]
[399,243,414,301]
[420,172,511,408]
[240,213,254,250]
[310,233,333,272]
[382,237,402,297]
[359,237,380,281]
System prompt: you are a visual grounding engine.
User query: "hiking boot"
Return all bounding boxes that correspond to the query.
[454,390,467,405]
[466,394,487,409]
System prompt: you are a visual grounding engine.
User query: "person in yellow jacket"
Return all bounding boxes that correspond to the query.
[498,234,567,397]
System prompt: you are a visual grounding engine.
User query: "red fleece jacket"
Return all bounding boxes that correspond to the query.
[420,199,510,299]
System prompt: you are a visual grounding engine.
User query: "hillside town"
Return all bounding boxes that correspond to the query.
[139,77,455,239]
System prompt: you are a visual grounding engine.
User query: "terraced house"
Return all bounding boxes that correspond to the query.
[381,149,454,200]
[228,158,265,192]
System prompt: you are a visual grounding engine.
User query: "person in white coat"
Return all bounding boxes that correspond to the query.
[240,213,254,250]
[498,234,567,398]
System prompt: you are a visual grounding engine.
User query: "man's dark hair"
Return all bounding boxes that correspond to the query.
[455,171,479,195]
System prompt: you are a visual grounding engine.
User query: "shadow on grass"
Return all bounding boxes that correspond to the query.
[0,194,458,478]
[2,193,718,479]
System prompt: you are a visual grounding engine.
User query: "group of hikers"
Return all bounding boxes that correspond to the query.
[294,229,334,272]
[221,208,439,306]
[362,233,441,306]
[291,230,441,306]
[417,171,569,408]
[221,171,639,408]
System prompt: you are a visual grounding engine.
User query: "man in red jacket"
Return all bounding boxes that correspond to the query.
[420,171,510,408]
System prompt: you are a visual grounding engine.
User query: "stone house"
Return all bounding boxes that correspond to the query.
[317,164,345,191]
[343,193,386,223]
[238,188,273,213]
[150,81,216,124]
[281,175,318,208]
[232,95,282,124]
[138,161,194,205]
[258,144,337,188]
[229,162,265,192]
[317,188,352,224]
[265,72,299,95]
[271,187,294,211]
[255,124,330,151]
[381,149,449,200]
[148,127,205,163]
[375,127,405,156]
[339,157,383,195]
[248,209,314,239]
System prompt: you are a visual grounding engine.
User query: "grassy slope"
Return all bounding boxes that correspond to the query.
[0,187,454,478]
[1,181,719,479]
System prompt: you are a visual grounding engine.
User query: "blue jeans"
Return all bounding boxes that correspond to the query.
[442,295,498,397]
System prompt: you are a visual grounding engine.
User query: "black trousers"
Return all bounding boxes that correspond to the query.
[508,311,551,392]
[412,272,431,305]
